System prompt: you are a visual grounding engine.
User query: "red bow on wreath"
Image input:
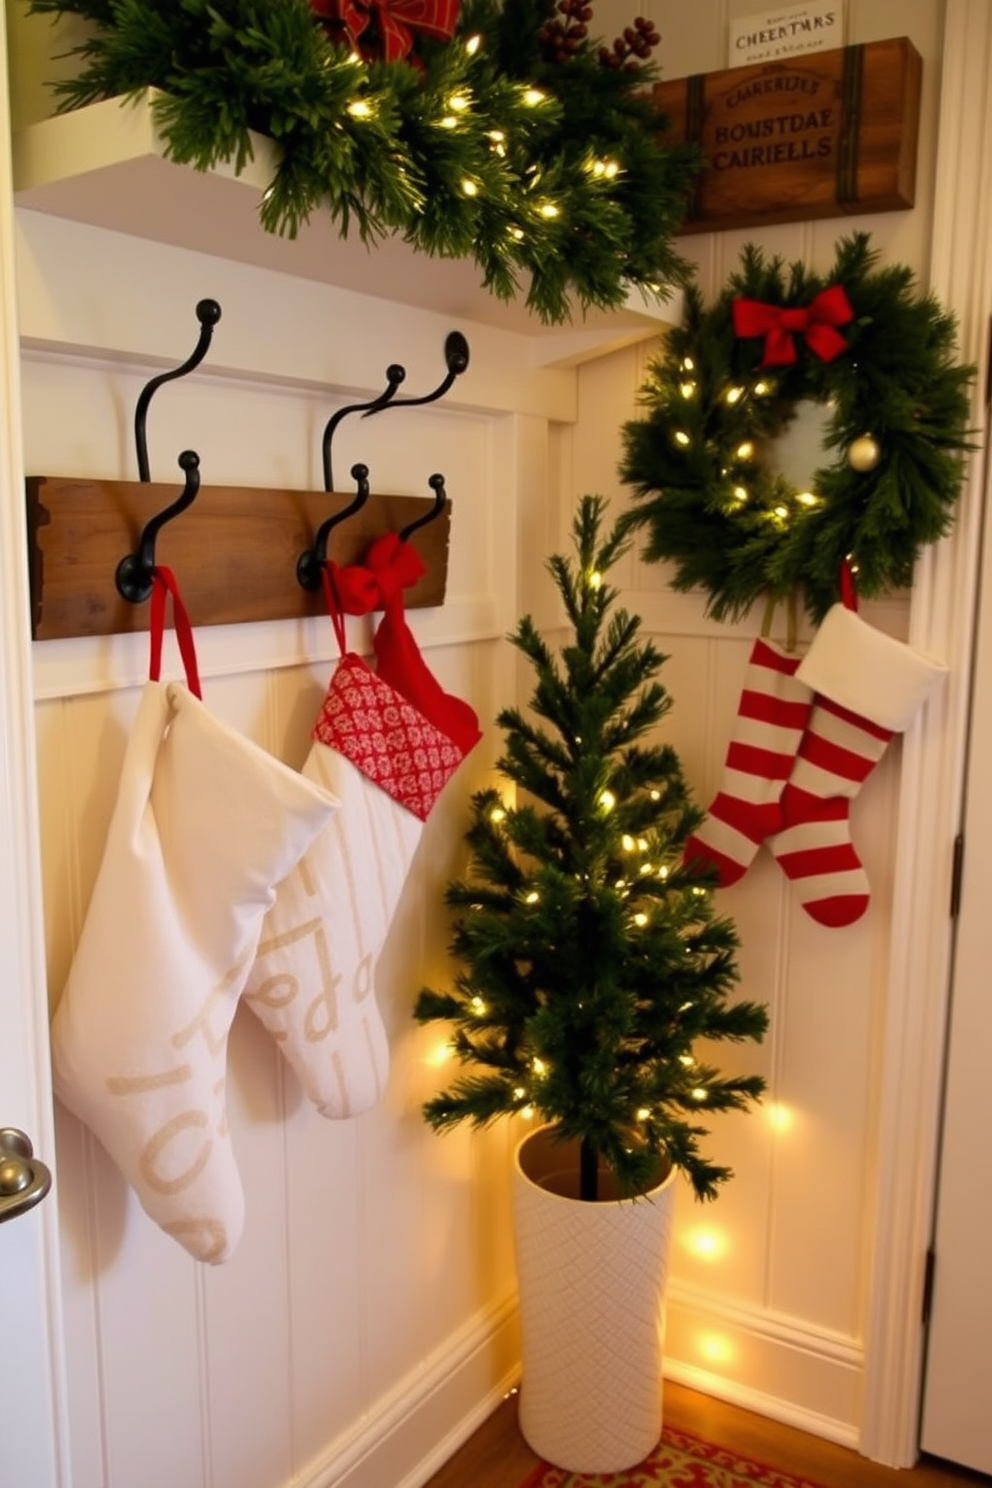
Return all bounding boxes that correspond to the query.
[732,284,855,367]
[310,0,460,63]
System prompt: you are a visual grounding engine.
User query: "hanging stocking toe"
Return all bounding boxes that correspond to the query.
[769,603,947,928]
[684,638,812,886]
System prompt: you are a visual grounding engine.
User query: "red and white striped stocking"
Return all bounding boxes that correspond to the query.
[684,638,812,886]
[768,604,946,928]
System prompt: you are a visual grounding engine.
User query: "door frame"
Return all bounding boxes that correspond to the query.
[0,13,72,1486]
[861,0,992,1465]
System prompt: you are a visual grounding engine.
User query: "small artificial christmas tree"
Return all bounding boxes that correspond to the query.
[414,495,768,1202]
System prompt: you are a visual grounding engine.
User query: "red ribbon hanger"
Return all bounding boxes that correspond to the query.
[732,284,855,367]
[149,565,203,699]
[310,0,460,63]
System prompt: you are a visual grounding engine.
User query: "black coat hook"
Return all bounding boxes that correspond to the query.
[297,463,371,591]
[116,451,200,603]
[322,331,469,492]
[399,473,448,541]
[133,298,221,483]
[322,366,405,493]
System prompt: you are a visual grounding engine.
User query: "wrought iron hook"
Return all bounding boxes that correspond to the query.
[116,450,201,603]
[322,331,469,492]
[297,463,371,591]
[400,473,448,541]
[322,365,405,493]
[133,298,221,483]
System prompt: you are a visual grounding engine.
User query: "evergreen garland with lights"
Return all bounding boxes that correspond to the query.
[27,0,701,325]
[414,495,768,1202]
[619,234,975,631]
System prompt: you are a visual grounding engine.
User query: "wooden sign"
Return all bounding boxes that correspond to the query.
[654,36,921,234]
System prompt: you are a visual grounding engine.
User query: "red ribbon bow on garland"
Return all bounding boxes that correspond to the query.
[732,284,855,367]
[310,0,460,64]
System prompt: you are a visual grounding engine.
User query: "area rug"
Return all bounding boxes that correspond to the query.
[517,1424,829,1488]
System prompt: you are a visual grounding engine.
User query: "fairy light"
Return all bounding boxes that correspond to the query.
[490,805,506,823]
[691,886,707,898]
[521,1105,535,1119]
[658,864,670,879]
[754,380,771,396]
[539,203,560,219]
[674,430,691,447]
[773,504,789,520]
[680,381,696,399]
[681,356,695,372]
[636,837,648,851]
[513,1086,526,1100]
[471,996,487,1015]
[622,834,636,851]
[679,1053,695,1067]
[347,99,373,119]
[650,789,660,801]
[639,862,653,876]
[735,441,754,459]
[615,878,627,890]
[733,486,748,503]
[588,569,602,589]
[508,226,525,241]
[725,386,744,405]
[522,86,546,105]
[489,129,507,157]
[448,92,470,111]
[599,789,616,812]
[637,1107,651,1121]
[797,490,818,506]
[440,115,459,129]
[633,912,648,927]
[465,32,482,53]
[461,178,479,197]
[525,890,540,904]
[532,1057,547,1075]
[691,1086,708,1102]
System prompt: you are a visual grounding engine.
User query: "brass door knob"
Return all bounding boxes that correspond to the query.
[0,1129,52,1224]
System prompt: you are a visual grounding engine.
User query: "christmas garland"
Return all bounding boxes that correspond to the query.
[26,0,701,325]
[619,234,976,629]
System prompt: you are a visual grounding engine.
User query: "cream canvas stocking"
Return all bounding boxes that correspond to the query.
[243,537,481,1118]
[50,571,338,1263]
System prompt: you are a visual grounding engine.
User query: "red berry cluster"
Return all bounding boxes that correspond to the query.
[598,15,660,71]
[537,0,594,64]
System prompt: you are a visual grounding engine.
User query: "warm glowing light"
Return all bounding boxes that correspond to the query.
[637,1107,651,1121]
[622,834,636,851]
[725,386,744,405]
[428,1040,452,1067]
[699,1332,735,1364]
[680,382,696,399]
[521,1104,535,1119]
[686,1226,727,1261]
[650,789,660,800]
[523,86,546,105]
[525,890,540,904]
[679,1053,695,1068]
[658,865,670,879]
[588,569,602,589]
[675,431,691,447]
[754,380,770,395]
[615,878,627,890]
[692,886,707,897]
[509,226,525,241]
[681,356,695,371]
[691,1086,708,1102]
[767,1102,794,1133]
[465,32,482,53]
[733,486,748,502]
[513,1086,526,1099]
[797,490,818,506]
[599,789,616,812]
[736,441,754,459]
[347,99,373,119]
[633,913,648,927]
[639,862,653,876]
[604,160,620,178]
[440,115,459,129]
[448,92,470,111]
[461,178,479,196]
[471,996,486,1015]
[539,202,560,219]
[774,504,789,519]
[490,806,506,823]
[636,837,648,851]
[532,1057,547,1075]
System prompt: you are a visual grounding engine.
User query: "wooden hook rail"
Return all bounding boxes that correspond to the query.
[26,476,451,641]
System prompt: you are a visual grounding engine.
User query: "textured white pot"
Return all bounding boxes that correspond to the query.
[512,1123,677,1474]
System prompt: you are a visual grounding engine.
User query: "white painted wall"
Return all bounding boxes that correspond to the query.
[5,0,985,1484]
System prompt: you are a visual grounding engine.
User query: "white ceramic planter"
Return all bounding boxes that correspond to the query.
[512,1123,677,1474]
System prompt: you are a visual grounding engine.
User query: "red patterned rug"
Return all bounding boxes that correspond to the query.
[518,1425,828,1488]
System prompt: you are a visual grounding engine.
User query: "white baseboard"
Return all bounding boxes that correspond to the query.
[292,1294,522,1488]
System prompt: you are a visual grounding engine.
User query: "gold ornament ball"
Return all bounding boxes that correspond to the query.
[848,435,881,472]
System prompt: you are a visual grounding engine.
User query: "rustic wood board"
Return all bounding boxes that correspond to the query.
[654,36,922,234]
[26,477,450,640]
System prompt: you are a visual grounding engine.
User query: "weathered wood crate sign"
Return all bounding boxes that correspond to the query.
[653,36,922,234]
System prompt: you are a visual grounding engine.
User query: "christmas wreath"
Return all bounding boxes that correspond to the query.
[619,234,975,632]
[26,0,700,325]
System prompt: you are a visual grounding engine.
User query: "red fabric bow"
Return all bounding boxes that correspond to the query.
[732,284,855,367]
[310,0,460,63]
